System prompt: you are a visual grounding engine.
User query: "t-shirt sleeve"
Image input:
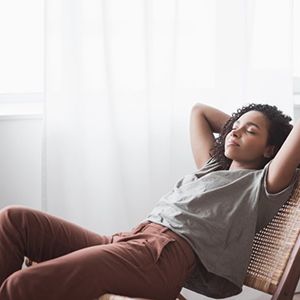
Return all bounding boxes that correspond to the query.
[175,157,222,188]
[197,156,222,172]
[256,162,299,231]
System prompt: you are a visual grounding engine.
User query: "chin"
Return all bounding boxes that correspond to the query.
[224,150,235,160]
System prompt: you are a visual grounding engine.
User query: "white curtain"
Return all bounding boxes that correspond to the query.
[44,0,293,236]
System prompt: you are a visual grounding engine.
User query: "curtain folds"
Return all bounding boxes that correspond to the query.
[44,0,293,234]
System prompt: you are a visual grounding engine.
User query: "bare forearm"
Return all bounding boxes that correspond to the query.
[267,119,300,193]
[191,103,230,134]
[189,102,230,169]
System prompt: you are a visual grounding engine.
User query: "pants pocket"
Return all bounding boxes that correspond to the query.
[142,234,176,263]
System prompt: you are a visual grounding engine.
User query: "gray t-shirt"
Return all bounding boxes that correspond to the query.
[146,158,298,298]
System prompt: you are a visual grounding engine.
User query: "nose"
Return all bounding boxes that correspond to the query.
[231,128,241,138]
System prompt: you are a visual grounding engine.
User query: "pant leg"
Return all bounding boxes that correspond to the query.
[0,206,112,286]
[0,220,196,300]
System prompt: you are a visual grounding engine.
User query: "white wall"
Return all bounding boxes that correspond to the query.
[0,116,43,210]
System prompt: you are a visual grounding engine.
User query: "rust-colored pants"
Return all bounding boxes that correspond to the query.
[0,206,196,300]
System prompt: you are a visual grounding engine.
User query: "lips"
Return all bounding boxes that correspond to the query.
[227,139,240,147]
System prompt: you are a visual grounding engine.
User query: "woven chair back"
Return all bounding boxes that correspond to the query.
[244,175,300,296]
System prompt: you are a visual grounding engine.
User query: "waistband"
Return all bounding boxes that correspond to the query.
[133,221,196,264]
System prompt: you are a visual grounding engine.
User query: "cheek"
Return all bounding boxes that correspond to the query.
[225,134,231,143]
[244,138,267,154]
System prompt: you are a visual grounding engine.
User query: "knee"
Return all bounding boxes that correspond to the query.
[1,205,25,216]
[0,206,29,229]
[0,270,29,300]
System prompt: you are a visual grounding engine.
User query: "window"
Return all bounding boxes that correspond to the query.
[0,0,44,117]
[293,0,300,99]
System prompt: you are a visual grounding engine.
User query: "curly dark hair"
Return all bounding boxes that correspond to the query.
[210,103,293,170]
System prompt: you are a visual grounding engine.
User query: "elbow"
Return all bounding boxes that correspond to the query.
[191,103,205,115]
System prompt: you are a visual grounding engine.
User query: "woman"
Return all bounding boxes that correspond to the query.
[0,103,299,300]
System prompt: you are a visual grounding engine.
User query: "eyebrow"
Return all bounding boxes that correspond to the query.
[234,120,261,129]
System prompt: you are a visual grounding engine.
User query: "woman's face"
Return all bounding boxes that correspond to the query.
[224,110,274,170]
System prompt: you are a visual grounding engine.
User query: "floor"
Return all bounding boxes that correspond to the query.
[294,293,300,300]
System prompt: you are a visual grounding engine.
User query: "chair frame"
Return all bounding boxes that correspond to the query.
[271,233,300,300]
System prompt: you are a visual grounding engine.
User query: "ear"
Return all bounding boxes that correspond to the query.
[263,145,276,158]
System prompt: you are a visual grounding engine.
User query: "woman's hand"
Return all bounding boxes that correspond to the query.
[190,103,230,169]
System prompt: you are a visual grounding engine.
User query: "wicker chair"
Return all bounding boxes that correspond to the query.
[244,175,300,300]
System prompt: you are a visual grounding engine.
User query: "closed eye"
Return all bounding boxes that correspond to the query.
[232,126,256,134]
[247,130,256,135]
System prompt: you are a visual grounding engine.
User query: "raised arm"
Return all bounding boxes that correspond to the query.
[267,119,300,193]
[190,103,230,169]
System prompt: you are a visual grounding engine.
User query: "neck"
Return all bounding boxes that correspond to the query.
[229,160,260,170]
